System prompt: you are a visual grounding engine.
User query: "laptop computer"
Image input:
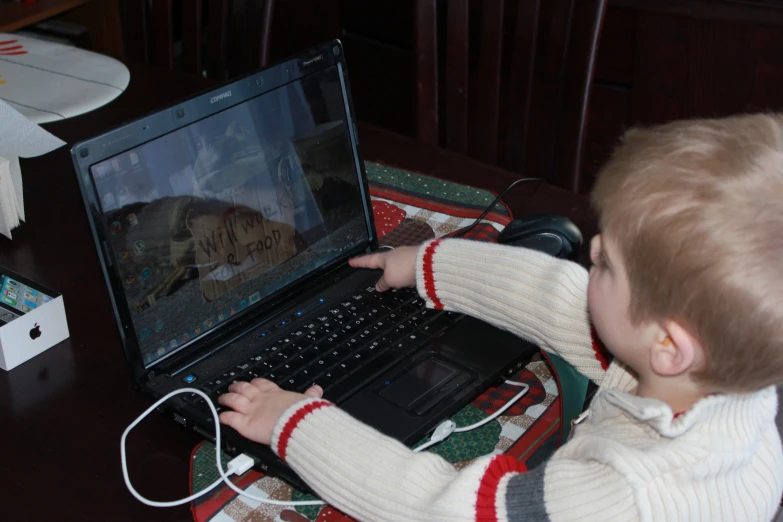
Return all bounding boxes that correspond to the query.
[70,40,538,492]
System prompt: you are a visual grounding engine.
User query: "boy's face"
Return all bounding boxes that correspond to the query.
[586,234,655,374]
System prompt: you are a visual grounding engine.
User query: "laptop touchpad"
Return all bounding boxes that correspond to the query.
[378,358,457,410]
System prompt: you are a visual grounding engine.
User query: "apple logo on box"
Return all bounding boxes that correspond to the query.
[29,323,41,340]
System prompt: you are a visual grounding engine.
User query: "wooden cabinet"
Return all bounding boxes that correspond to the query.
[583,0,783,191]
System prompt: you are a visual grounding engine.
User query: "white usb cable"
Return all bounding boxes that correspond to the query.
[413,381,529,452]
[121,388,325,507]
[122,380,530,507]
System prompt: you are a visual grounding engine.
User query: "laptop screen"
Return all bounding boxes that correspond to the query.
[88,65,368,368]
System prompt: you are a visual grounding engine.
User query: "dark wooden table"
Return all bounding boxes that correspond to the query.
[0,63,595,522]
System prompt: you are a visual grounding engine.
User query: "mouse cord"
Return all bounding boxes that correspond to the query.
[413,381,530,452]
[122,382,530,507]
[453,177,543,238]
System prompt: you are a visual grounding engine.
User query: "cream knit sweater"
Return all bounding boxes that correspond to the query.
[269,239,783,521]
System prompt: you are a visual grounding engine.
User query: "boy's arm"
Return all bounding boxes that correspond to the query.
[415,238,609,383]
[271,398,639,522]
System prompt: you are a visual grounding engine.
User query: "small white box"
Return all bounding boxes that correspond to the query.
[0,270,69,371]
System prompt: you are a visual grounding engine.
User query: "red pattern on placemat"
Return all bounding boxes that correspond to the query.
[370,186,512,227]
[379,218,435,247]
[372,200,406,237]
[471,368,546,417]
[451,222,500,242]
[504,396,562,462]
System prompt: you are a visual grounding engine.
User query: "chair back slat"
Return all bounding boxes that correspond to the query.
[415,0,606,192]
[474,0,505,164]
[204,0,230,79]
[122,0,277,81]
[504,0,541,173]
[414,0,439,147]
[123,0,149,63]
[553,0,607,192]
[444,0,469,154]
[181,0,203,76]
[150,0,174,69]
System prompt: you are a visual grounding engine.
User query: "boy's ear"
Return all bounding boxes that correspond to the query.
[649,321,704,377]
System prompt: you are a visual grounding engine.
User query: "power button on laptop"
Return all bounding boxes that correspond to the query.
[182,374,197,384]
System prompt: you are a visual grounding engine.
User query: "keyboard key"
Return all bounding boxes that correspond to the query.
[276,360,303,375]
[281,373,305,390]
[298,367,319,380]
[323,351,400,402]
[309,357,334,372]
[334,358,360,374]
[392,338,418,354]
[329,347,349,359]
[317,370,340,385]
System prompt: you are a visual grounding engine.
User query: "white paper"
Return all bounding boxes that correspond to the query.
[0,99,65,158]
[0,99,65,239]
[9,156,24,222]
[0,157,15,239]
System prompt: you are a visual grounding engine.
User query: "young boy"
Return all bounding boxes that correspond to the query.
[218,114,783,521]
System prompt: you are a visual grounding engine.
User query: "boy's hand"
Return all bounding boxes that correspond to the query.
[348,245,419,291]
[218,379,323,445]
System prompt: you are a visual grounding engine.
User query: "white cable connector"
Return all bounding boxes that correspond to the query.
[122,380,529,507]
[413,420,456,452]
[227,454,255,476]
[413,380,529,452]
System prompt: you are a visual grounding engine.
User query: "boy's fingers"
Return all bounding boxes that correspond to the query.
[349,253,385,270]
[218,392,251,414]
[304,385,323,398]
[219,410,247,431]
[375,276,391,292]
[250,378,280,393]
[228,380,261,399]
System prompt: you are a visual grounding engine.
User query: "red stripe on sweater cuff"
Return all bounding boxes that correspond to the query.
[475,455,528,521]
[590,327,611,371]
[276,400,332,461]
[422,239,444,310]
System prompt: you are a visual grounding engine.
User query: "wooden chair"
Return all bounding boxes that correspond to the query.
[414,0,607,193]
[122,0,276,81]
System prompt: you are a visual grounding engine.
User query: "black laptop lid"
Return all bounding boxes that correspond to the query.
[71,42,376,378]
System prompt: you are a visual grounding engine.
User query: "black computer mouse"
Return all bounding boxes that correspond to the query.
[497,214,583,259]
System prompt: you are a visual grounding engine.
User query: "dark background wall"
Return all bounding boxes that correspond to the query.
[340,0,783,192]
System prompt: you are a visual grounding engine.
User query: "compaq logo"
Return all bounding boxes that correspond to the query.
[210,90,232,103]
[302,54,323,67]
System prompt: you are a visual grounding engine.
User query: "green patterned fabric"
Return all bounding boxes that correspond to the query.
[411,405,501,460]
[365,163,502,209]
[192,444,233,492]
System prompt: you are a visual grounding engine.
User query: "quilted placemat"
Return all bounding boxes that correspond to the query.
[189,163,562,522]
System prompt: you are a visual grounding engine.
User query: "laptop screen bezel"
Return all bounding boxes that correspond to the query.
[70,40,378,384]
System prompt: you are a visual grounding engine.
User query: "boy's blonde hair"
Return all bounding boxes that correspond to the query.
[591,114,783,392]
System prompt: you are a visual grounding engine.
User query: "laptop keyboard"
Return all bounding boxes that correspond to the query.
[183,286,461,417]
